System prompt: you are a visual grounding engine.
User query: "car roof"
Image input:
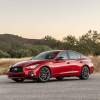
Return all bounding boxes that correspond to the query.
[46,50,65,52]
[42,50,82,54]
[45,50,83,55]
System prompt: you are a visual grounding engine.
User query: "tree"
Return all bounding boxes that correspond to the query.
[30,45,52,56]
[43,35,60,49]
[62,35,78,50]
[78,30,100,55]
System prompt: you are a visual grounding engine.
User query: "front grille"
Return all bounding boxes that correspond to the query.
[10,67,23,73]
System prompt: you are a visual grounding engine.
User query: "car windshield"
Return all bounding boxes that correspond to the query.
[32,51,59,60]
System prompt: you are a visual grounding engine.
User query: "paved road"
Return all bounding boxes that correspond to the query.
[0,74,100,100]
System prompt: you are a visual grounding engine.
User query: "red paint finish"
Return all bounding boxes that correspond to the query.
[8,50,94,80]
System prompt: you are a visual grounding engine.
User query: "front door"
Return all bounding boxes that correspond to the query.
[52,51,71,76]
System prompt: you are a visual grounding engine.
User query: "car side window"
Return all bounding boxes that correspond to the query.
[57,51,68,59]
[68,51,81,60]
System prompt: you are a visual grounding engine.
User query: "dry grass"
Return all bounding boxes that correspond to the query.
[0,56,100,75]
[90,56,100,73]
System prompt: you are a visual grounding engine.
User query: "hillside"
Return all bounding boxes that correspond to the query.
[0,31,100,58]
[0,34,52,58]
[0,34,44,50]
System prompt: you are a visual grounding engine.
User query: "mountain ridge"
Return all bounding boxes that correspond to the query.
[0,34,45,51]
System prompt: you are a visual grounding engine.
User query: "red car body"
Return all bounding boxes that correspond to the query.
[8,50,94,82]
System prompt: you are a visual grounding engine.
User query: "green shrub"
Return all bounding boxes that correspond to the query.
[7,49,32,58]
[30,45,52,56]
[0,50,10,58]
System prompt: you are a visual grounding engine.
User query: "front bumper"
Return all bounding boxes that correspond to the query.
[8,72,25,78]
[8,71,36,79]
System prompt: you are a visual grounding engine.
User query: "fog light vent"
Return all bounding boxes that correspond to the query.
[28,71,34,77]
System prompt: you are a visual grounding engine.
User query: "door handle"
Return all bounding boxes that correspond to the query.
[66,62,70,64]
[80,61,83,63]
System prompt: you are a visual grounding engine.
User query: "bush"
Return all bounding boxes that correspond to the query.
[30,45,52,56]
[0,50,10,58]
[6,45,51,58]
[7,49,32,58]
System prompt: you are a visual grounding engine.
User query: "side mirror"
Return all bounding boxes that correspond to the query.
[55,56,64,60]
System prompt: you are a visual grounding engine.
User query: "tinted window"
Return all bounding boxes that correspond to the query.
[57,51,68,59]
[68,51,81,60]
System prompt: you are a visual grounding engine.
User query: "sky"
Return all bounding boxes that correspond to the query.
[0,0,100,40]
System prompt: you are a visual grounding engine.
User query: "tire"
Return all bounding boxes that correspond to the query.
[12,78,24,83]
[56,76,64,81]
[79,66,89,80]
[37,67,51,82]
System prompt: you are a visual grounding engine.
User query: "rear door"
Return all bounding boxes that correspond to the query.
[67,50,82,75]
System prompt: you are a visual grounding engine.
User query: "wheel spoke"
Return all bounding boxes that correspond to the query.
[39,67,50,81]
[82,67,89,79]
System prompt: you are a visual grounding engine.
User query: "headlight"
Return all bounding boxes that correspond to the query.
[26,64,39,69]
[9,65,12,68]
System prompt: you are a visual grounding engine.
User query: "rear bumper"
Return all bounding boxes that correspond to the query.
[89,66,94,74]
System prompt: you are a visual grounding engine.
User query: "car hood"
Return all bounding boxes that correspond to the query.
[13,59,48,67]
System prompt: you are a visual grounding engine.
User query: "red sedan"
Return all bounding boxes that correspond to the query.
[8,50,94,82]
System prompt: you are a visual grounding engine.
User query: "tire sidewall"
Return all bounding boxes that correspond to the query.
[80,66,89,80]
[38,67,51,82]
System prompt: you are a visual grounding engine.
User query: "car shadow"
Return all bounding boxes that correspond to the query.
[7,77,88,84]
[0,75,93,85]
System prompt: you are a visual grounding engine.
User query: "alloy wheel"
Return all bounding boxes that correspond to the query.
[80,66,89,80]
[38,67,51,82]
